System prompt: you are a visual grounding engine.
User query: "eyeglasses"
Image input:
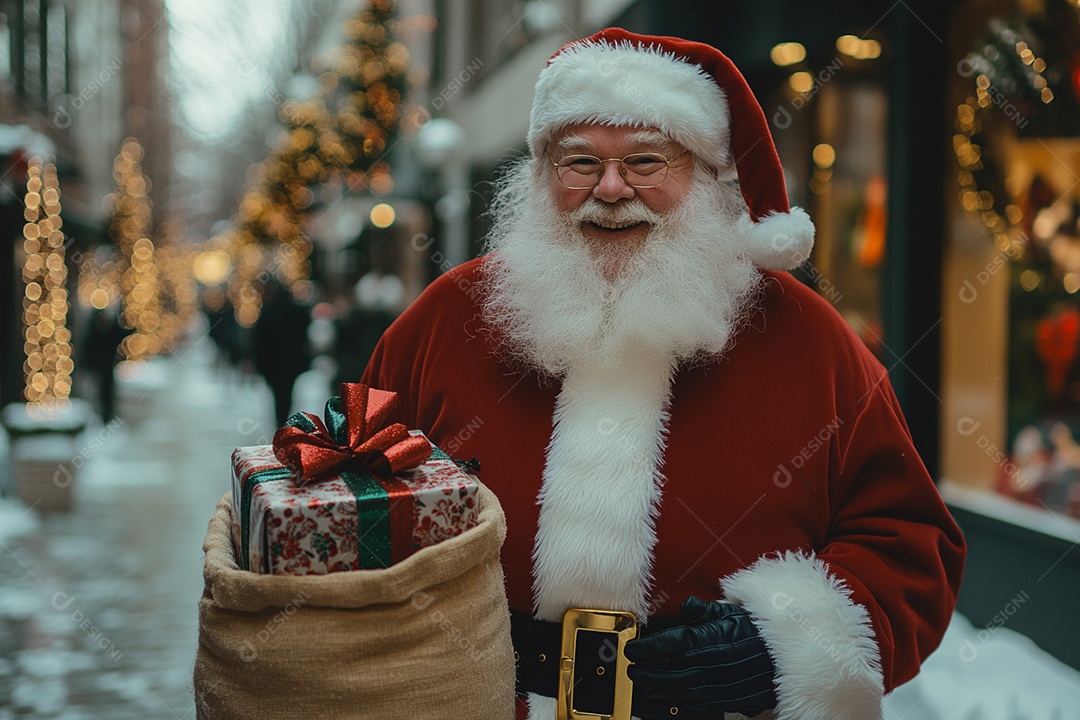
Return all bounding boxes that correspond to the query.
[548,149,690,190]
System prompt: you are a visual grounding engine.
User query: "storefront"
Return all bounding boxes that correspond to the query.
[943,0,1080,522]
[940,0,1080,669]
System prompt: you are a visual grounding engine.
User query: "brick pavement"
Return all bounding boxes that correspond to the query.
[0,336,307,718]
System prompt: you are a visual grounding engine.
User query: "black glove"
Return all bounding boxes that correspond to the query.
[625,596,778,719]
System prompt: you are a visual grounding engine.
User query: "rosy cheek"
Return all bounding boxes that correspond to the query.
[643,187,683,214]
[551,185,588,213]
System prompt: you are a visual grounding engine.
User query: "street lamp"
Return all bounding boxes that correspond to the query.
[415,117,469,269]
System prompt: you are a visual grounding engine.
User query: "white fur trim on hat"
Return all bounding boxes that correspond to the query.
[528,40,732,171]
[721,551,884,720]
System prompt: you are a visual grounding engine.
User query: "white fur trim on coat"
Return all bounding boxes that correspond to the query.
[527,352,676,720]
[737,207,815,271]
[721,551,884,720]
[532,351,676,621]
[528,41,731,170]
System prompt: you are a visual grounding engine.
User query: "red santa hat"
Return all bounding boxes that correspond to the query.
[528,27,814,271]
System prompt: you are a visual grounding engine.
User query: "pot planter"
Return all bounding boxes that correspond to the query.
[1,400,91,512]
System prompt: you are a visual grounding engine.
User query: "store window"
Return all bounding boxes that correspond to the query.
[0,0,71,106]
[942,0,1080,527]
[45,2,66,98]
[0,13,11,82]
[453,0,565,90]
[766,34,890,359]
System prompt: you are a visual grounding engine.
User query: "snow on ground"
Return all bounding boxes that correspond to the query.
[885,612,1080,720]
[0,496,40,542]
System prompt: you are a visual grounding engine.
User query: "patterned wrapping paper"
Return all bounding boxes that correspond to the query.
[230,435,479,575]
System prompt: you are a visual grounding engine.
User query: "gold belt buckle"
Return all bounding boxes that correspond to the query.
[556,608,638,720]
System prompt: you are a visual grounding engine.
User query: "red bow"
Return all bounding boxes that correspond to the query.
[272,383,430,484]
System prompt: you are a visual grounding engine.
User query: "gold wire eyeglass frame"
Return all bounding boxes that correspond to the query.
[547,149,690,190]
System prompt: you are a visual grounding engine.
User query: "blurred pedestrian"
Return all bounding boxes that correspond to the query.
[202,285,245,374]
[253,280,312,426]
[84,302,129,422]
[332,272,403,388]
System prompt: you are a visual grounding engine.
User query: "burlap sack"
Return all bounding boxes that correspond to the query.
[193,481,515,719]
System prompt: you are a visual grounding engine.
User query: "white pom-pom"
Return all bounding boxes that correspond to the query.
[739,206,815,271]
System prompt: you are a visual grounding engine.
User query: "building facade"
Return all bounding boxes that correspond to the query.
[0,0,172,407]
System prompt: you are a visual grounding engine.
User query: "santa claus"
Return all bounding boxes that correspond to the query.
[363,28,965,720]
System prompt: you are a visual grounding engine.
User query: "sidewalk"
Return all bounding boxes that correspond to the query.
[0,329,328,718]
[2,326,1079,717]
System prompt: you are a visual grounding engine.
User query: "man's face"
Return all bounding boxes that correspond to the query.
[547,123,695,251]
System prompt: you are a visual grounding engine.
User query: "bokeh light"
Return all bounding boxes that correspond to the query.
[21,158,73,410]
[370,202,396,228]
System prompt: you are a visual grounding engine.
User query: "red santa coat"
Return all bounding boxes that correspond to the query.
[362,257,965,720]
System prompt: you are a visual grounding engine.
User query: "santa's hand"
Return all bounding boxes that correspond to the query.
[624,596,778,719]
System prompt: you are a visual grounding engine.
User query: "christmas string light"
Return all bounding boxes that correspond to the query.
[76,251,123,311]
[154,237,200,350]
[953,19,1073,297]
[107,137,166,361]
[21,158,74,413]
[952,101,1022,255]
[951,21,1054,260]
[1009,40,1053,105]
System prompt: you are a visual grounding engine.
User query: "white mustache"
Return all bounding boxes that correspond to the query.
[567,199,662,228]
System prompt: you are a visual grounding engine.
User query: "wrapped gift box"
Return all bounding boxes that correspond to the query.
[231,434,479,575]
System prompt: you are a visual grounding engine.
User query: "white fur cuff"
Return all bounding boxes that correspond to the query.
[721,552,884,720]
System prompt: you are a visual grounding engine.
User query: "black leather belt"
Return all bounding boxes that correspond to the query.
[510,609,679,716]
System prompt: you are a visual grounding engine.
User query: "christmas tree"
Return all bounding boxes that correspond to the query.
[326,0,408,176]
[227,0,408,325]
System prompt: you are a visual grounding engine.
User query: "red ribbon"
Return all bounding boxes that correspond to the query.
[272,383,431,485]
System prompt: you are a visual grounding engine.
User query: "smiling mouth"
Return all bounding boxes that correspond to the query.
[584,220,648,236]
[593,219,642,230]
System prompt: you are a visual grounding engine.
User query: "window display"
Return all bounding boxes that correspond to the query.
[943,0,1080,523]
[766,36,889,359]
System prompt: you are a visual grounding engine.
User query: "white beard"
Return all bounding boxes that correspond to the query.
[480,160,761,376]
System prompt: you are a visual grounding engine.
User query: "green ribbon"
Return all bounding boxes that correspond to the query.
[338,440,449,570]
[323,395,349,444]
[238,463,295,572]
[340,470,392,569]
